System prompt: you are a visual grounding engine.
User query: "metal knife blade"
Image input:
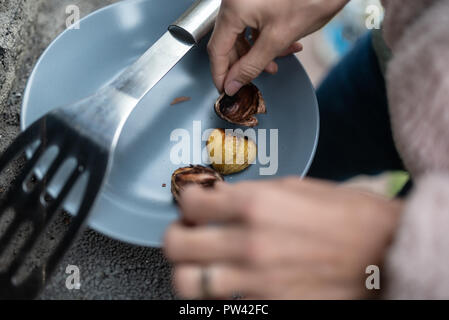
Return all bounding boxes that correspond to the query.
[110,31,193,101]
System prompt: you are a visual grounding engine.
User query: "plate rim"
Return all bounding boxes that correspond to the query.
[21,0,320,247]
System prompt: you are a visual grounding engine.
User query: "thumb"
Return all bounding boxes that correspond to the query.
[224,31,280,96]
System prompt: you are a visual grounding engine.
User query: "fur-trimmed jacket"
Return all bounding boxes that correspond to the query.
[381,0,449,298]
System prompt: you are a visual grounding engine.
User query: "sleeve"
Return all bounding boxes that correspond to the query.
[386,0,449,177]
[382,0,449,299]
[381,0,437,50]
[384,173,449,299]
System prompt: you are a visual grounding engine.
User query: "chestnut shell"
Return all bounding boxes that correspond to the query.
[171,165,224,201]
[214,83,266,127]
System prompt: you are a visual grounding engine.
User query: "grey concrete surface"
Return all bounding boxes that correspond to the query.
[0,0,175,300]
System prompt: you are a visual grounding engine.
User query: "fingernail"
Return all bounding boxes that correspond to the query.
[225,80,243,96]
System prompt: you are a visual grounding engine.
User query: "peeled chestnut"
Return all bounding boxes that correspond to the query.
[171,165,224,201]
[206,128,257,175]
[214,83,266,127]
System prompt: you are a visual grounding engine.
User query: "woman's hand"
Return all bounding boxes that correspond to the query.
[164,178,403,299]
[208,0,349,95]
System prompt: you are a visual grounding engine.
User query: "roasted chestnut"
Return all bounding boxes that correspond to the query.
[214,83,266,127]
[206,129,257,175]
[171,165,224,201]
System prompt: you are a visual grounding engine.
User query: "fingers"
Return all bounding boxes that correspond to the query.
[265,61,279,74]
[280,42,303,56]
[224,29,282,96]
[173,264,255,299]
[178,180,284,224]
[208,12,302,95]
[178,183,245,224]
[250,28,301,71]
[236,34,278,74]
[262,41,303,74]
[164,223,246,263]
[259,42,303,74]
[207,10,245,93]
[173,263,359,300]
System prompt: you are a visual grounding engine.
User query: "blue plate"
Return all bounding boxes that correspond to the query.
[21,0,319,247]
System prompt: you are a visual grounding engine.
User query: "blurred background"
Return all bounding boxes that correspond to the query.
[297,0,409,197]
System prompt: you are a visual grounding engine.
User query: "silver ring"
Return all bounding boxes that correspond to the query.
[200,267,212,299]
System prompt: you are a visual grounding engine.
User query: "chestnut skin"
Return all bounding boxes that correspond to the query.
[171,165,224,202]
[214,83,266,127]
